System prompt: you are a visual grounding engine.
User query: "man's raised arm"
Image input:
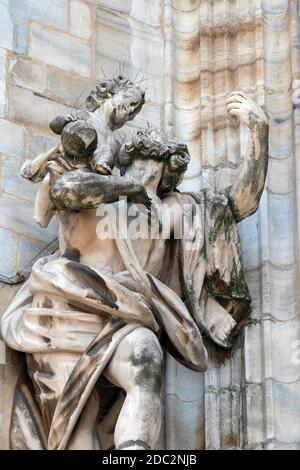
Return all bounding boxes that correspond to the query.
[226,91,269,222]
[49,170,151,210]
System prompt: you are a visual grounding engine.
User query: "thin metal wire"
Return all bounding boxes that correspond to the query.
[0,238,59,285]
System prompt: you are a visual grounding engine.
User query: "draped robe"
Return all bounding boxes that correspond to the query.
[0,185,251,450]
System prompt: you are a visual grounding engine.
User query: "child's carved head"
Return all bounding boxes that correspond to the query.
[60,120,98,161]
[86,74,145,129]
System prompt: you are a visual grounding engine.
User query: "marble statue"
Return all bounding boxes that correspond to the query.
[19,74,145,228]
[0,80,269,450]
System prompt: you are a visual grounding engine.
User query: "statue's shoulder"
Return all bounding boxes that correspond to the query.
[180,187,230,207]
[160,190,191,208]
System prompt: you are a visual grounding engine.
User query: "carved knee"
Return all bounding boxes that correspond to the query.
[130,337,163,395]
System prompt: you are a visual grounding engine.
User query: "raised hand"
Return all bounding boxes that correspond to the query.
[227,91,269,222]
[226,91,268,129]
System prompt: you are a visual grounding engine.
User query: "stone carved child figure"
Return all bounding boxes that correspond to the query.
[20,75,145,227]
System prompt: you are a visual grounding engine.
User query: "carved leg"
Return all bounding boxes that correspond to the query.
[103,327,163,450]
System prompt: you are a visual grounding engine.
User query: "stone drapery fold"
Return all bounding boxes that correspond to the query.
[0,188,250,449]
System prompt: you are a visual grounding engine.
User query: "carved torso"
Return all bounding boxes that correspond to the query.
[57,200,168,278]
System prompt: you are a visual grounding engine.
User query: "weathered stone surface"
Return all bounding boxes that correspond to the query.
[0,284,21,324]
[69,0,92,40]
[29,0,68,31]
[243,383,264,449]
[2,157,39,202]
[218,359,233,391]
[268,193,295,266]
[0,339,22,451]
[46,67,93,107]
[0,194,57,243]
[0,119,24,158]
[178,174,202,193]
[130,0,161,27]
[96,10,131,66]
[204,389,221,450]
[128,102,161,129]
[274,442,300,450]
[0,227,17,278]
[97,0,132,15]
[269,120,293,159]
[269,265,297,321]
[29,23,91,77]
[267,157,293,194]
[0,2,14,51]
[0,0,299,452]
[9,85,72,129]
[165,358,205,449]
[165,355,204,402]
[273,381,300,444]
[244,269,261,321]
[18,237,46,271]
[0,48,7,117]
[270,319,300,383]
[96,5,164,111]
[239,213,260,270]
[256,191,271,266]
[219,389,241,449]
[244,323,263,384]
[0,340,5,364]
[10,56,46,93]
[164,396,205,450]
[97,0,162,26]
[7,0,30,54]
[27,130,59,159]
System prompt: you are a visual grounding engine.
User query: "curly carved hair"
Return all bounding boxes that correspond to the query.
[119,128,190,195]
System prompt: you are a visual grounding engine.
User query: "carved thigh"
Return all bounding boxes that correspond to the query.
[103,327,163,394]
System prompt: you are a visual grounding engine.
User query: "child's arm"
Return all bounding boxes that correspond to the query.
[33,172,55,228]
[89,126,120,175]
[90,145,115,175]
[21,147,60,227]
[21,146,60,183]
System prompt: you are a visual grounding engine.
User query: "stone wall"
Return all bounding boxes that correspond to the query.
[0,0,300,450]
[0,0,98,447]
[0,0,97,283]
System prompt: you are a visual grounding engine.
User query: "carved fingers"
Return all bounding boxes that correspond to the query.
[226,91,268,129]
[20,160,35,179]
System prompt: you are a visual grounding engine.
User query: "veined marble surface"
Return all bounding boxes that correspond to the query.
[0,0,299,450]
